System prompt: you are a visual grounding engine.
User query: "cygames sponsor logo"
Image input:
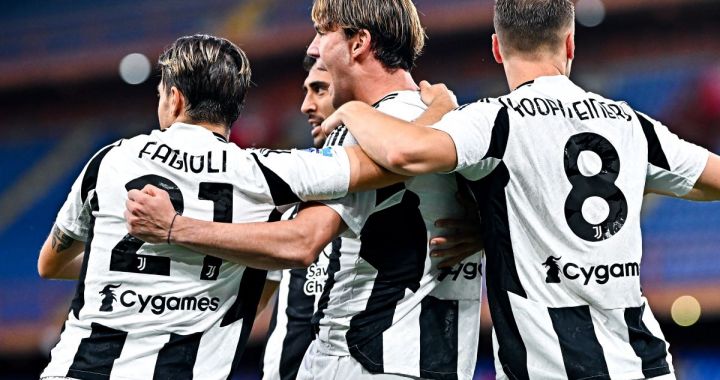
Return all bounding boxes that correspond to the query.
[542,256,639,285]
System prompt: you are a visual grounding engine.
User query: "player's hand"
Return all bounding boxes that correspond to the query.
[321,108,344,136]
[430,189,483,268]
[419,80,458,111]
[125,185,177,244]
[311,125,327,148]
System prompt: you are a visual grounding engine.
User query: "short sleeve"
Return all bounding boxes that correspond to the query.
[321,191,377,237]
[249,147,350,205]
[428,102,505,179]
[639,112,709,196]
[55,165,94,241]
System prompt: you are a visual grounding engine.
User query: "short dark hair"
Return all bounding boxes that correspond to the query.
[494,0,574,54]
[303,55,317,72]
[158,34,251,127]
[312,0,426,71]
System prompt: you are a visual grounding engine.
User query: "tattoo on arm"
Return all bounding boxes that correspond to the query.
[52,225,75,253]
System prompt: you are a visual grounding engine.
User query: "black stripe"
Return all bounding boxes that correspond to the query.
[637,113,671,171]
[223,267,268,379]
[67,322,127,380]
[484,108,510,159]
[347,189,427,374]
[461,108,529,379]
[81,143,117,203]
[375,183,405,206]
[514,80,534,91]
[336,127,350,146]
[153,332,203,380]
[69,195,99,319]
[251,153,301,206]
[548,306,610,379]
[372,93,399,107]
[419,296,459,380]
[278,268,316,380]
[69,144,117,318]
[312,238,342,330]
[625,305,671,378]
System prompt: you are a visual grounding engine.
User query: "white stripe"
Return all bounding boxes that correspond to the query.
[507,292,567,380]
[457,300,481,380]
[193,311,245,379]
[589,307,644,379]
[262,271,291,380]
[40,313,92,378]
[382,288,420,377]
[640,300,674,374]
[110,333,170,379]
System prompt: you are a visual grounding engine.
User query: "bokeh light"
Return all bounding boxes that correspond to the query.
[671,295,702,327]
[119,53,151,85]
[576,0,606,28]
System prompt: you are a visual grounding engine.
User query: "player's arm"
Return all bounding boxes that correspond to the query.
[126,187,344,270]
[38,225,84,280]
[324,102,458,176]
[323,82,460,176]
[648,153,720,201]
[256,279,280,317]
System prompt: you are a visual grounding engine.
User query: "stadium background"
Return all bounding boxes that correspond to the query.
[1,0,719,378]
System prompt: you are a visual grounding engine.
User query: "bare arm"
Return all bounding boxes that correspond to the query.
[126,186,345,270]
[256,279,279,317]
[324,101,459,176]
[38,225,85,280]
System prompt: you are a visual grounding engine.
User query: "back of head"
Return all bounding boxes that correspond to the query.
[158,34,251,127]
[494,0,574,55]
[303,55,318,72]
[311,0,426,71]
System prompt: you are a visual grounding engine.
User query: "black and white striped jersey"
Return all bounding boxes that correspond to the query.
[312,91,483,380]
[262,245,330,380]
[41,122,351,380]
[430,75,709,379]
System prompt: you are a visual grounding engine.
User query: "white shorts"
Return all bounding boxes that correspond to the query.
[297,340,420,380]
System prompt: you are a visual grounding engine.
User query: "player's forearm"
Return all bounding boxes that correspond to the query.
[345,146,407,192]
[338,102,456,175]
[169,216,321,270]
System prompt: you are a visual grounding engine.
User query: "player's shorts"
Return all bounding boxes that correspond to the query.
[297,340,421,380]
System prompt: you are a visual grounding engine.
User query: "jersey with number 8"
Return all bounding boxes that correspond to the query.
[431,76,708,379]
[41,122,351,380]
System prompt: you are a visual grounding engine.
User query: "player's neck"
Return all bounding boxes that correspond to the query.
[173,116,230,139]
[353,66,418,105]
[503,54,570,91]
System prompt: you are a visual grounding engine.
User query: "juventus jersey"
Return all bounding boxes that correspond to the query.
[41,122,351,380]
[430,75,709,380]
[312,91,483,380]
[262,240,330,380]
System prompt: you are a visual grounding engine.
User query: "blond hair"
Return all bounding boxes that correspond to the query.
[159,34,251,127]
[311,0,426,70]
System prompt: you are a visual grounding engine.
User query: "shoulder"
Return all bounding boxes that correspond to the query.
[374,91,426,120]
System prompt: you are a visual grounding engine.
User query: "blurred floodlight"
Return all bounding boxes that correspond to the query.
[119,53,151,85]
[671,295,701,327]
[576,0,606,28]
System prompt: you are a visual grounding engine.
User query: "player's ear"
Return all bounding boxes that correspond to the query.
[492,34,503,64]
[351,29,372,60]
[565,30,575,61]
[169,86,184,117]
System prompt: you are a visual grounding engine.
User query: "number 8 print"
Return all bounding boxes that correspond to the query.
[563,133,628,242]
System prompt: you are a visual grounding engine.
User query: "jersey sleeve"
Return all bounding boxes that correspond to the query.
[428,102,505,179]
[249,147,350,206]
[320,191,377,237]
[639,112,709,196]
